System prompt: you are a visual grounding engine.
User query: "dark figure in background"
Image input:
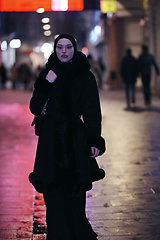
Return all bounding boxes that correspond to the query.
[120,48,138,109]
[87,54,101,88]
[29,33,105,240]
[138,45,159,105]
[0,63,7,89]
[36,65,44,78]
[18,63,31,90]
[10,63,18,89]
[97,57,105,89]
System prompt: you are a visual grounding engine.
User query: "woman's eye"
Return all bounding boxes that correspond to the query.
[57,46,62,49]
[67,46,72,49]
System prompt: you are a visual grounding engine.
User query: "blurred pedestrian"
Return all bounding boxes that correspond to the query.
[29,33,105,240]
[10,63,18,89]
[97,56,105,89]
[0,63,7,89]
[120,48,138,109]
[87,54,101,87]
[18,63,31,90]
[138,45,160,105]
[35,65,44,79]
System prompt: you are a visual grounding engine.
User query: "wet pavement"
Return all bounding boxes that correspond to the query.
[0,88,160,239]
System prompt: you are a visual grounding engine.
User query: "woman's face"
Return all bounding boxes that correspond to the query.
[56,38,74,62]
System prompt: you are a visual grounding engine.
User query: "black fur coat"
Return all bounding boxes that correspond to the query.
[29,51,105,196]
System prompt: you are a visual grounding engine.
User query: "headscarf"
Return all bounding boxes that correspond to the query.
[54,33,77,61]
[54,33,77,52]
[46,33,90,77]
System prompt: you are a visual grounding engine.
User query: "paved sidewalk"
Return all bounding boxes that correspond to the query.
[0,90,37,239]
[0,88,160,239]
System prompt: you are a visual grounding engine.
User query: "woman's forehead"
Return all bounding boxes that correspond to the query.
[56,38,73,46]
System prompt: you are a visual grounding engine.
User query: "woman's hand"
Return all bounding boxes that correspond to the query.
[90,147,100,158]
[46,70,57,83]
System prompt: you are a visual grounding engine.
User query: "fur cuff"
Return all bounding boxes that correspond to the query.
[86,136,106,155]
[29,172,56,194]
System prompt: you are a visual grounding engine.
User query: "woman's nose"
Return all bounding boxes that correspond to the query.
[62,47,66,53]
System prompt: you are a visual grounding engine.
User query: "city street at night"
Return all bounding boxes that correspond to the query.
[0,88,160,239]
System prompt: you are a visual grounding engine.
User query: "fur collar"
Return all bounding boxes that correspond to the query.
[46,51,90,77]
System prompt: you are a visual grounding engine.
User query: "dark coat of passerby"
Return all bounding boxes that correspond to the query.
[10,63,18,89]
[29,33,105,240]
[18,63,31,90]
[97,57,105,89]
[120,48,138,109]
[0,63,7,89]
[87,54,102,88]
[138,45,160,105]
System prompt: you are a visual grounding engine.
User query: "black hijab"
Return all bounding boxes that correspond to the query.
[54,33,77,55]
[46,33,90,77]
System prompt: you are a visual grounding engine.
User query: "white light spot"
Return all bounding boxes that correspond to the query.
[9,39,21,49]
[1,41,7,51]
[41,42,53,59]
[41,17,50,24]
[51,0,68,11]
[37,8,45,13]
[44,30,52,36]
[43,24,51,30]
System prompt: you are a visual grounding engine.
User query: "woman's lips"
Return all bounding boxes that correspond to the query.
[61,55,68,58]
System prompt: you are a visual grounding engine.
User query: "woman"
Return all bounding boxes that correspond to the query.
[29,33,105,240]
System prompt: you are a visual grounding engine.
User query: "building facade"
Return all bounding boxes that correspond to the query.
[87,0,160,95]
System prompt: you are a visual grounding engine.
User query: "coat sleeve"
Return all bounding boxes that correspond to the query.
[29,69,54,116]
[82,71,105,155]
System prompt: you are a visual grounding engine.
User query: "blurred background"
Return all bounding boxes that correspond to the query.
[0,0,160,95]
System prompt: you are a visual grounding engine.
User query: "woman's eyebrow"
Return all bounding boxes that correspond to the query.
[57,44,72,47]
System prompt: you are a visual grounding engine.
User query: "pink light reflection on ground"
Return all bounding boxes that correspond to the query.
[0,99,37,237]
